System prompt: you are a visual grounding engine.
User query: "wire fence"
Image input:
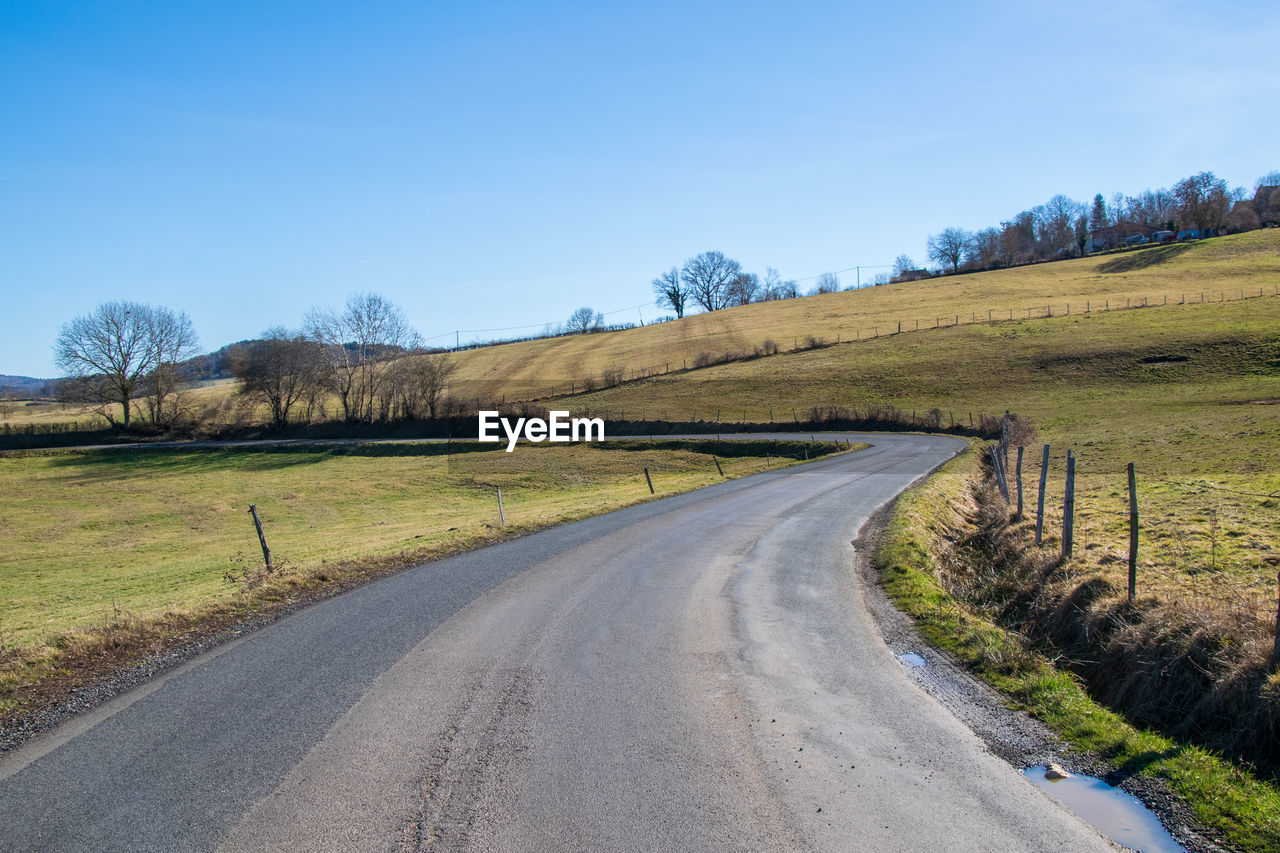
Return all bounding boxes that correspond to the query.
[991,436,1280,647]
[521,286,1280,402]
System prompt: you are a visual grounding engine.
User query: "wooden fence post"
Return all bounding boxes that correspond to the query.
[248,504,273,572]
[1127,463,1138,603]
[1062,450,1076,558]
[1015,446,1025,520]
[713,456,724,476]
[644,468,655,494]
[497,487,506,525]
[989,445,1010,502]
[1036,444,1050,546]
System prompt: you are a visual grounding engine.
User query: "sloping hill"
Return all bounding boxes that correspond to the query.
[447,229,1280,401]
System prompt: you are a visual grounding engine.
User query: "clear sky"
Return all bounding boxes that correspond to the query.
[3,0,1277,378]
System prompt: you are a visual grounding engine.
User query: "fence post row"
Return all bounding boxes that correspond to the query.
[248,504,273,572]
[1062,450,1076,558]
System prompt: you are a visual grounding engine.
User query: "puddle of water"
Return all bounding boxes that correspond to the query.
[896,653,927,667]
[1023,766,1185,853]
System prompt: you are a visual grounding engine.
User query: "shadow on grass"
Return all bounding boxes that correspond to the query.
[41,441,504,478]
[1096,243,1193,274]
[1101,746,1185,785]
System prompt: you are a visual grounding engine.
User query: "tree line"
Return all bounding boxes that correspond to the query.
[54,293,457,431]
[914,169,1280,276]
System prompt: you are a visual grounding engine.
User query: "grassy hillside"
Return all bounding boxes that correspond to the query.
[443,229,1280,401]
[570,295,1280,604]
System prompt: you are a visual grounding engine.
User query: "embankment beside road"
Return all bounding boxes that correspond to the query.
[876,447,1280,852]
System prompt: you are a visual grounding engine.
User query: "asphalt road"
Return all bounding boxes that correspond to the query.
[0,433,1116,851]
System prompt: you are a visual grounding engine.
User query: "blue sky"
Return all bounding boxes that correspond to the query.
[3,0,1277,377]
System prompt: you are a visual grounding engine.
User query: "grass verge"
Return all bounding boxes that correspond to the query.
[0,438,855,735]
[876,447,1280,852]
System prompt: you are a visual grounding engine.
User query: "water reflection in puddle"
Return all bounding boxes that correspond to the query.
[1023,765,1185,853]
[896,653,927,667]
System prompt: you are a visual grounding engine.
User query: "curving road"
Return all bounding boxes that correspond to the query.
[0,433,1114,851]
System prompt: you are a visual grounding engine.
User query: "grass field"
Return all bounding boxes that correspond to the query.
[570,295,1280,619]
[438,229,1280,401]
[0,439,841,713]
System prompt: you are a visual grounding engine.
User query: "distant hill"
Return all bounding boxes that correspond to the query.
[0,375,54,398]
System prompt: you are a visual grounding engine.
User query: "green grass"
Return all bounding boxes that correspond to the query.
[878,450,1280,852]
[0,440,841,650]
[575,295,1280,606]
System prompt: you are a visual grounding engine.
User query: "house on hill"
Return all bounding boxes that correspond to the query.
[890,268,931,283]
[1083,221,1159,253]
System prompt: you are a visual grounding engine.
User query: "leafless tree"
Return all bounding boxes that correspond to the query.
[758,267,798,301]
[681,251,741,311]
[1173,171,1230,232]
[305,292,419,423]
[1124,188,1178,230]
[232,328,327,429]
[141,306,199,426]
[727,272,760,305]
[927,227,971,273]
[968,229,1001,269]
[377,351,457,420]
[810,272,841,294]
[891,255,916,278]
[566,306,603,334]
[1040,194,1083,256]
[54,301,197,430]
[651,267,688,318]
[1255,170,1280,191]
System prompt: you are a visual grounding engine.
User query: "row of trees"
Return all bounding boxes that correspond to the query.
[921,170,1276,275]
[54,293,458,431]
[651,251,804,317]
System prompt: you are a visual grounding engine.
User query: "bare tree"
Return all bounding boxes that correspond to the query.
[566,306,602,334]
[232,328,327,429]
[758,267,798,301]
[141,306,199,426]
[651,267,688,318]
[54,301,197,430]
[1040,194,1083,256]
[1255,170,1280,191]
[681,251,741,311]
[1173,171,1230,232]
[891,255,916,278]
[377,351,457,421]
[927,227,971,273]
[305,292,419,423]
[727,272,760,306]
[810,272,841,294]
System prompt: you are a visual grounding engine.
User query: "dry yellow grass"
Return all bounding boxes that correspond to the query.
[443,230,1280,400]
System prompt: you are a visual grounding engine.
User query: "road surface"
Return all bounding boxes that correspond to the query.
[0,433,1114,851]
